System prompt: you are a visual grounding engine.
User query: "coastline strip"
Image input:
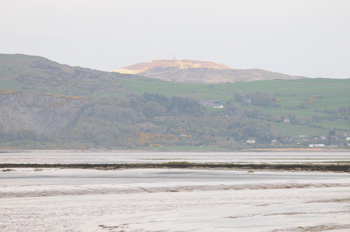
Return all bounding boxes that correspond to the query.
[1,162,350,172]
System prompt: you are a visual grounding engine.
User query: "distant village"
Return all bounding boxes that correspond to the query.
[199,99,350,149]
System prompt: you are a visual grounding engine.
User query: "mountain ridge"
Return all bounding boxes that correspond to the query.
[114,59,231,74]
[113,59,305,83]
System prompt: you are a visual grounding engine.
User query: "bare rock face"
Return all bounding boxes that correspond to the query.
[112,59,303,83]
[113,59,231,75]
[0,92,85,135]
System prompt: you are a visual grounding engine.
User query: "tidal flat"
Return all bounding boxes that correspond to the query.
[1,151,350,231]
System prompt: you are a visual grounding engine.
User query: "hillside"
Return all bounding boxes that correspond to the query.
[0,92,84,135]
[0,53,136,97]
[0,54,349,150]
[113,59,303,83]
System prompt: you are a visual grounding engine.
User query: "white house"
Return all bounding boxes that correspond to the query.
[246,139,256,144]
[213,105,224,109]
[309,144,325,148]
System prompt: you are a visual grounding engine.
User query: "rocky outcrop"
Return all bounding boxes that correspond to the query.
[0,92,85,135]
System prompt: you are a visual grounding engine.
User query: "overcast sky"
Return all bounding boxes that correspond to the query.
[1,0,350,78]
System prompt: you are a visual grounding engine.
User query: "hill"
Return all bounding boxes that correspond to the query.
[113,59,303,83]
[0,53,136,97]
[115,59,231,74]
[0,54,349,150]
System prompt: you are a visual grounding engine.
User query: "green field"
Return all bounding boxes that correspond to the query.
[118,78,350,110]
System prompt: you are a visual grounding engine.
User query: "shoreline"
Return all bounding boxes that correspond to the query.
[1,148,349,153]
[2,162,350,173]
[247,148,350,152]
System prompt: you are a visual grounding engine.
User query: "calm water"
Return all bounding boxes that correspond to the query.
[1,151,350,164]
[2,168,349,188]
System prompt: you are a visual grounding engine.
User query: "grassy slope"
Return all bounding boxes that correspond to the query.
[119,78,350,110]
[118,78,350,136]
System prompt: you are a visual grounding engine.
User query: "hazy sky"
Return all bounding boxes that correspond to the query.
[1,0,350,78]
